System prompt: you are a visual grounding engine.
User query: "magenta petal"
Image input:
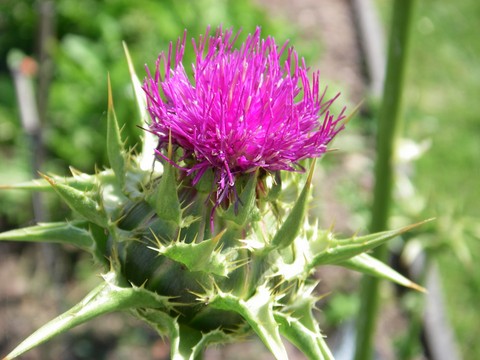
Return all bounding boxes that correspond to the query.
[144,26,346,205]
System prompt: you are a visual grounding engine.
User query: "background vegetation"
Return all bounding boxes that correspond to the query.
[1,0,478,358]
[404,1,480,357]
[375,0,479,358]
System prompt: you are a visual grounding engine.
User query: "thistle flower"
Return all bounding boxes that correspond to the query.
[0,27,425,360]
[144,27,345,212]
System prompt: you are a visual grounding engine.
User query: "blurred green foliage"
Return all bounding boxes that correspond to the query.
[405,2,480,359]
[374,1,480,358]
[0,0,313,226]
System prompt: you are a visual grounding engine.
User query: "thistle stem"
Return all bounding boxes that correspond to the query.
[354,1,416,359]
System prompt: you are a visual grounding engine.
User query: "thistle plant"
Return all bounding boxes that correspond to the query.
[1,27,424,360]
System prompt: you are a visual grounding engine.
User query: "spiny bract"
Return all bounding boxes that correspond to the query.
[0,27,424,360]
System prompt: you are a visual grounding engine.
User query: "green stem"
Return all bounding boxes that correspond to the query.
[354,1,416,359]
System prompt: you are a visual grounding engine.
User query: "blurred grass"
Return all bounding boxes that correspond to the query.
[411,0,480,359]
[377,0,480,358]
[407,2,480,359]
[0,0,299,171]
[406,1,480,214]
[0,0,312,226]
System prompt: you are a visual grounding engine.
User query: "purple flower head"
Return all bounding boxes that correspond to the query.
[144,27,346,208]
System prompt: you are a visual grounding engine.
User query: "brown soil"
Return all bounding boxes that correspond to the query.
[255,0,366,103]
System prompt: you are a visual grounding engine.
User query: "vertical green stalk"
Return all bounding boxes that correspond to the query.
[354,1,416,359]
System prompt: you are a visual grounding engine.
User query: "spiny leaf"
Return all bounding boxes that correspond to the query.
[134,313,203,360]
[4,272,173,360]
[176,325,203,360]
[0,221,94,250]
[0,169,114,192]
[133,308,179,345]
[265,171,282,202]
[134,309,216,360]
[123,42,147,124]
[275,312,333,360]
[271,226,320,282]
[107,74,126,187]
[270,160,316,250]
[207,285,288,360]
[149,159,181,225]
[276,283,334,360]
[0,178,53,192]
[123,42,160,173]
[340,253,426,292]
[41,174,108,227]
[309,220,432,268]
[149,230,236,277]
[189,329,237,359]
[219,171,258,228]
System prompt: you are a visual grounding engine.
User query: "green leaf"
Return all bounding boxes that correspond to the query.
[123,42,160,174]
[265,171,282,202]
[176,325,203,360]
[4,272,173,360]
[41,174,108,227]
[270,161,315,250]
[271,230,315,282]
[150,230,237,277]
[136,310,236,360]
[107,74,126,187]
[149,160,181,226]
[276,312,333,360]
[219,171,258,228]
[133,308,181,356]
[276,282,334,360]
[0,178,54,192]
[0,221,93,250]
[123,42,147,125]
[189,328,236,359]
[340,253,425,292]
[193,168,214,194]
[135,309,221,360]
[309,220,431,268]
[0,169,113,192]
[207,284,288,360]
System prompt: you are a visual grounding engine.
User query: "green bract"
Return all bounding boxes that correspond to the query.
[0,45,424,360]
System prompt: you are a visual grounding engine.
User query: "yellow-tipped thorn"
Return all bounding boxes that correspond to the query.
[398,217,435,234]
[107,73,114,111]
[167,129,173,159]
[38,172,55,187]
[211,228,227,246]
[306,158,316,187]
[407,281,427,294]
[342,100,364,127]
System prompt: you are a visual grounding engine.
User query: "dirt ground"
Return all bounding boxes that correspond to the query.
[255,0,366,103]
